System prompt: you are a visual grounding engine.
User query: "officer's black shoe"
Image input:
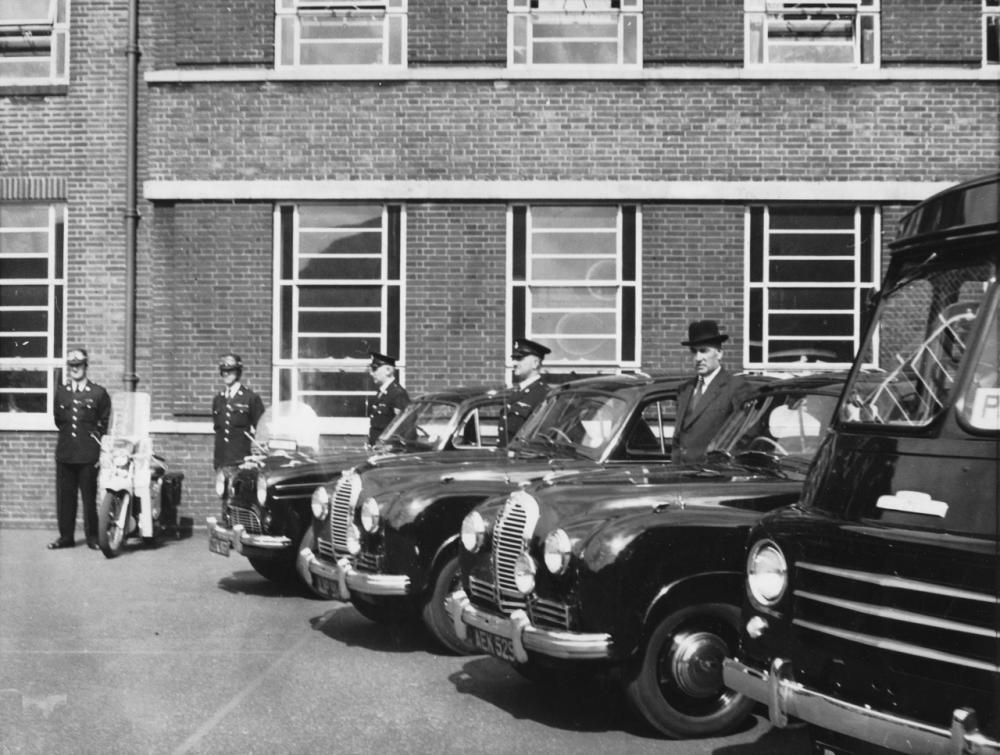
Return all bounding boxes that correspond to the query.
[86,538,100,550]
[47,538,75,550]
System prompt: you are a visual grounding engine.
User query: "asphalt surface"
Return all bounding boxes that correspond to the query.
[0,528,812,754]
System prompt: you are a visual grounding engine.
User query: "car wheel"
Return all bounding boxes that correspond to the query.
[624,603,753,738]
[247,556,296,583]
[295,528,332,600]
[421,555,478,655]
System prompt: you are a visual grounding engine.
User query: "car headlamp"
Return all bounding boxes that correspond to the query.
[747,539,788,608]
[543,528,572,575]
[310,486,330,520]
[513,552,537,595]
[460,510,486,553]
[214,469,228,499]
[360,497,381,534]
[345,524,362,556]
[256,474,269,506]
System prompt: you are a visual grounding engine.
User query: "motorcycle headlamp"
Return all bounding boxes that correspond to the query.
[310,486,330,520]
[543,529,572,575]
[360,497,381,534]
[112,451,131,470]
[256,474,269,506]
[513,552,537,595]
[214,469,228,499]
[460,511,486,553]
[345,523,362,556]
[747,539,788,608]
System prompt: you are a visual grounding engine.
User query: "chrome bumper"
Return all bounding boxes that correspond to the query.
[301,546,410,601]
[445,589,612,665]
[206,516,292,555]
[723,657,1000,755]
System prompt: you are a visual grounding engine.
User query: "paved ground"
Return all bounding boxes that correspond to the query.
[0,528,811,754]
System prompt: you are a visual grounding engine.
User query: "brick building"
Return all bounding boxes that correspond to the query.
[2,0,999,527]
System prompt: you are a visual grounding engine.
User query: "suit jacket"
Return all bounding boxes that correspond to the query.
[213,385,266,468]
[54,380,111,464]
[671,369,754,465]
[367,380,411,445]
[499,379,549,445]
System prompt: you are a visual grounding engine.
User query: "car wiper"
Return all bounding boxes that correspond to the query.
[705,448,733,464]
[733,450,788,479]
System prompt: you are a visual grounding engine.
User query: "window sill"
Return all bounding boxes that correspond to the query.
[0,82,68,97]
[144,64,1000,84]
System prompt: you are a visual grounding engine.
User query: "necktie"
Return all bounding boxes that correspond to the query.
[689,377,704,412]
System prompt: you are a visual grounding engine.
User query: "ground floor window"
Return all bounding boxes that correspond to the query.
[745,204,879,369]
[273,203,403,427]
[0,202,65,424]
[510,204,639,377]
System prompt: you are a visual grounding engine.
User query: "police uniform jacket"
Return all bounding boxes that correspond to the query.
[671,368,754,465]
[213,385,265,468]
[367,380,410,445]
[499,378,549,445]
[54,380,111,464]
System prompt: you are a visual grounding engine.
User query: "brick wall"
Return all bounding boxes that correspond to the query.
[646,0,743,64]
[409,0,506,66]
[882,1,982,65]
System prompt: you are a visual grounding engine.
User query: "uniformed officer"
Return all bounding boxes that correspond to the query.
[49,348,112,550]
[212,353,265,469]
[366,352,410,447]
[499,338,551,445]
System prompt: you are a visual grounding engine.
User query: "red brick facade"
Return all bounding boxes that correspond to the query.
[2,0,998,528]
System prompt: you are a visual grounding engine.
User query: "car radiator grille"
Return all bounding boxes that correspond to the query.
[328,474,356,556]
[228,506,262,535]
[792,561,998,674]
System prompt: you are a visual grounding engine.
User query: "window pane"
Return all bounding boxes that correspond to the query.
[0,283,47,306]
[301,42,382,65]
[299,285,381,308]
[1,392,46,412]
[770,207,854,230]
[298,257,381,279]
[298,336,379,360]
[298,310,381,333]
[768,288,854,310]
[302,393,368,417]
[0,368,46,388]
[770,259,855,282]
[769,340,855,363]
[1,310,47,332]
[0,204,48,227]
[532,286,616,308]
[299,369,371,392]
[533,231,616,257]
[770,232,856,256]
[533,258,617,281]
[545,338,616,362]
[0,258,47,278]
[300,229,382,256]
[532,206,617,228]
[770,313,854,337]
[532,311,616,335]
[300,17,383,41]
[0,336,46,357]
[299,205,381,229]
[0,231,47,254]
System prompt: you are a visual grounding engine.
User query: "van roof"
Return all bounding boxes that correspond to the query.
[892,172,999,252]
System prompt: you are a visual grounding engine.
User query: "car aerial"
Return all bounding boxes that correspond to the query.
[723,172,1000,754]
[206,386,514,592]
[446,373,843,739]
[302,372,760,653]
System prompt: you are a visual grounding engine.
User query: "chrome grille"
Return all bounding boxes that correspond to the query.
[328,474,357,556]
[468,575,496,605]
[316,537,336,559]
[492,491,540,613]
[229,506,261,535]
[529,596,571,630]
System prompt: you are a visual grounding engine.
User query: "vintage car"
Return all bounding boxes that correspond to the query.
[723,173,1000,754]
[446,374,843,739]
[206,386,513,591]
[302,372,756,653]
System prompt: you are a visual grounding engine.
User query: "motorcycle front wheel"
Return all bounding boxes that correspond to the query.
[98,490,131,559]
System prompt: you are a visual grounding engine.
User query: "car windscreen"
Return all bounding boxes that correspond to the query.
[379,399,459,451]
[515,390,631,461]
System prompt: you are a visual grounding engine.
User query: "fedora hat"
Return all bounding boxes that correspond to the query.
[681,320,729,347]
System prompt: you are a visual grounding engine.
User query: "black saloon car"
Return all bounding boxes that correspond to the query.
[207,386,513,590]
[447,374,842,738]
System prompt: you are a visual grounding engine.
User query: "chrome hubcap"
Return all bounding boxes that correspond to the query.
[669,630,728,698]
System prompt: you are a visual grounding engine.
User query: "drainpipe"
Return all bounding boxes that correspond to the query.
[123,0,140,391]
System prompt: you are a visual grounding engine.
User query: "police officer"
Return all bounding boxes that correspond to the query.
[212,353,265,469]
[49,348,111,550]
[366,352,410,447]
[499,338,551,445]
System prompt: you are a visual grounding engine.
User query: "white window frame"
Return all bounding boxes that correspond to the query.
[0,202,66,431]
[507,0,643,69]
[508,204,640,378]
[0,0,69,84]
[275,0,406,69]
[985,0,1000,66]
[272,203,405,435]
[744,204,881,371]
[744,0,880,69]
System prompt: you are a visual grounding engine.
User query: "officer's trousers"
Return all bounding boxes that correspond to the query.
[56,461,99,542]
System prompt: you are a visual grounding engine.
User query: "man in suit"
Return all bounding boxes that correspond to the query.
[366,351,410,447]
[50,348,112,550]
[671,321,754,465]
[499,338,551,445]
[212,353,265,469]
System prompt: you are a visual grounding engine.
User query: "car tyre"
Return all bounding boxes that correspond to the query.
[624,602,753,738]
[98,490,130,559]
[421,554,478,655]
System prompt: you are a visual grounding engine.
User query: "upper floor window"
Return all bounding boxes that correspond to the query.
[986,0,1000,66]
[744,0,879,67]
[0,0,69,83]
[275,0,406,68]
[274,204,403,431]
[0,202,65,424]
[510,204,639,376]
[746,205,879,369]
[508,0,642,67]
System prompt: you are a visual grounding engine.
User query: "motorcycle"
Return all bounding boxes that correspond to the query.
[96,391,168,558]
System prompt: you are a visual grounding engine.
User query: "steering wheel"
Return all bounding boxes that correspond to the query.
[749,436,789,456]
[415,425,429,439]
[540,427,574,444]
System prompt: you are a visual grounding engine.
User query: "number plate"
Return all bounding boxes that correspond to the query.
[312,574,340,599]
[208,534,231,557]
[471,626,516,663]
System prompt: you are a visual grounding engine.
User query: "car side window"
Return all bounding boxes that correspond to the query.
[960,302,1000,431]
[454,401,504,448]
[624,398,676,458]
